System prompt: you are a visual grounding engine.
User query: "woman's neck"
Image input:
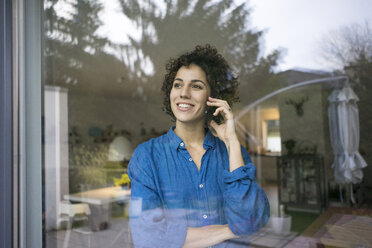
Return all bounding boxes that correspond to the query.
[174,121,206,147]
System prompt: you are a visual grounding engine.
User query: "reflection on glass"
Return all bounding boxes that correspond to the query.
[42,0,372,247]
[43,0,277,246]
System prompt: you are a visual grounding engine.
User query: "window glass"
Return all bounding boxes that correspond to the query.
[42,1,372,247]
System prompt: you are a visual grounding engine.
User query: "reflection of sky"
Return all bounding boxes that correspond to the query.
[249,0,372,71]
[97,0,139,44]
[55,0,372,72]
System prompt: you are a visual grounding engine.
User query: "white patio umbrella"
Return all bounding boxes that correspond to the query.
[328,87,367,185]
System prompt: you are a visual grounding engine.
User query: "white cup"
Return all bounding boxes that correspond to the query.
[270,215,291,235]
[129,197,142,217]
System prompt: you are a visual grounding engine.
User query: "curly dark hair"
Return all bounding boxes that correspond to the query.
[162,44,240,123]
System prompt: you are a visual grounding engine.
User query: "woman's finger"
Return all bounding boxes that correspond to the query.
[208,96,225,102]
[208,97,229,105]
[208,101,232,112]
[213,106,233,118]
[207,99,230,110]
[207,101,225,107]
[214,107,227,116]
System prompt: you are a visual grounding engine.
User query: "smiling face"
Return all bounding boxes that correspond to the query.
[170,64,211,126]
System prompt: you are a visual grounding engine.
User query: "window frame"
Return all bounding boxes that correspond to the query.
[12,0,43,247]
[0,0,14,247]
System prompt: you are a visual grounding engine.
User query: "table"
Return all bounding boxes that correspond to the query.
[64,186,131,231]
[232,228,297,248]
[284,207,372,248]
[65,186,131,205]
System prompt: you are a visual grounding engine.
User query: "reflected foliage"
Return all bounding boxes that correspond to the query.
[68,144,108,192]
[118,0,281,102]
[348,55,372,191]
[320,22,372,70]
[44,0,135,97]
[45,0,281,102]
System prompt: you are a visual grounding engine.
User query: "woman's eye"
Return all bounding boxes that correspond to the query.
[173,82,181,88]
[192,84,203,89]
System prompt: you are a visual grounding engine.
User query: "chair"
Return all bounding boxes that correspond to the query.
[58,201,92,248]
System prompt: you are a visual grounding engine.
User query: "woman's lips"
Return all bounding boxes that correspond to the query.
[177,103,194,112]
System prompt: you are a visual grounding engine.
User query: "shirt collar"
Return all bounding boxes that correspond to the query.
[203,129,216,149]
[167,126,216,150]
[167,126,184,150]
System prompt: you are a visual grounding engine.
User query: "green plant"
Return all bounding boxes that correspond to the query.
[69,144,109,191]
[282,139,296,155]
[113,173,131,187]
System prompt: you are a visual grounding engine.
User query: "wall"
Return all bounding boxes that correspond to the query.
[279,84,334,182]
[68,92,172,149]
[279,85,326,155]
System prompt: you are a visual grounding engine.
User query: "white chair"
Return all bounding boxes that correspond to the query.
[58,201,92,248]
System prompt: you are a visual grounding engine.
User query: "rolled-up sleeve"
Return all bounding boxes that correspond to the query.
[222,147,270,236]
[128,146,188,248]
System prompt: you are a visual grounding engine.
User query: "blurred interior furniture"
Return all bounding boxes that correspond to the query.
[103,161,130,186]
[108,135,133,162]
[231,227,297,248]
[285,207,372,248]
[44,86,70,230]
[64,186,130,231]
[58,201,92,248]
[277,155,326,213]
[251,154,278,184]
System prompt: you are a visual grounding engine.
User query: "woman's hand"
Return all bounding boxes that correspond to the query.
[206,97,238,145]
[207,97,244,172]
[183,225,238,248]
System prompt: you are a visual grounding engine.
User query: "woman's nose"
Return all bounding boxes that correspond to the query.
[180,86,190,98]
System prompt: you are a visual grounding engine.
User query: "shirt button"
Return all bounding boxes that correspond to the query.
[188,158,193,162]
[199,184,204,188]
[203,214,208,219]
[180,142,184,147]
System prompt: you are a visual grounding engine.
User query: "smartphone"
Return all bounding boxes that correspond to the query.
[206,96,224,125]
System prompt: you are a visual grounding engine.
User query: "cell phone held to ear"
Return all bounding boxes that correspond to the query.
[206,105,224,125]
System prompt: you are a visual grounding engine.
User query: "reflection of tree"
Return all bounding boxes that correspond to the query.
[320,22,372,190]
[118,0,281,102]
[347,55,372,177]
[45,0,104,82]
[320,22,372,70]
[68,0,108,52]
[320,22,372,97]
[44,0,134,97]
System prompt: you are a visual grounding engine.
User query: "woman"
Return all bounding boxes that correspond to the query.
[128,45,269,247]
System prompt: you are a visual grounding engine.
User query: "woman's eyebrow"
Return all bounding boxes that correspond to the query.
[174,78,207,85]
[191,79,207,86]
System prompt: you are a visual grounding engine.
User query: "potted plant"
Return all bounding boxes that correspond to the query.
[282,139,296,155]
[113,173,131,189]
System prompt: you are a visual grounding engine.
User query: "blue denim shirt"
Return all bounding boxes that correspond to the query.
[128,127,269,248]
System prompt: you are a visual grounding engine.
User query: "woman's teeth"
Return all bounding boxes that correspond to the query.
[178,104,192,108]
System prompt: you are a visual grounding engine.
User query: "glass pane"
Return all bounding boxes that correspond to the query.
[42,1,372,248]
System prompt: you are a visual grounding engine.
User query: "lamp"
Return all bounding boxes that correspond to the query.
[108,136,133,162]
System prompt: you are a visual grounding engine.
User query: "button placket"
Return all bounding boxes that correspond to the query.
[198,152,211,225]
